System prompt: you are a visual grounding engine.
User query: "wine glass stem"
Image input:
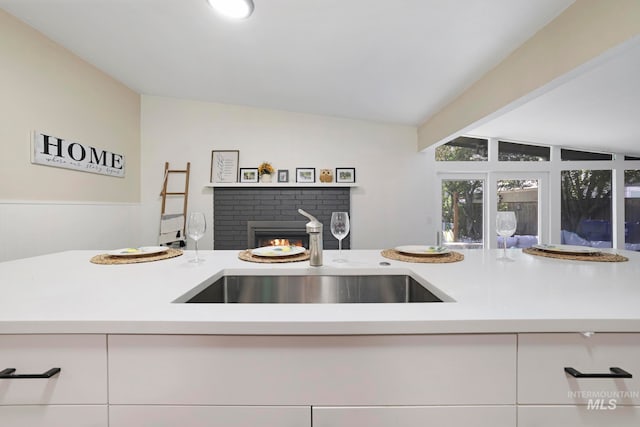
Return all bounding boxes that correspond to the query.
[338,238,342,257]
[195,240,199,262]
[503,238,507,257]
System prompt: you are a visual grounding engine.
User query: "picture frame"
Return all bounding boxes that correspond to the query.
[336,167,356,183]
[277,169,289,183]
[210,150,239,183]
[296,167,316,183]
[239,168,259,183]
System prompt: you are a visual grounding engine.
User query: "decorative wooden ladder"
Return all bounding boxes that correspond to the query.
[159,162,191,247]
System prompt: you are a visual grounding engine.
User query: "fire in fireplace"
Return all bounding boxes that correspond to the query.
[247,221,309,249]
[261,238,304,247]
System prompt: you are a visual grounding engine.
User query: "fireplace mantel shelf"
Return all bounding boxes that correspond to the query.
[205,182,358,188]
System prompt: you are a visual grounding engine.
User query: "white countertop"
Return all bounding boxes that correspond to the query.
[1,249,640,335]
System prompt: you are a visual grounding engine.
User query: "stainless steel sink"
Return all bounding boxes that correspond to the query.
[174,274,447,304]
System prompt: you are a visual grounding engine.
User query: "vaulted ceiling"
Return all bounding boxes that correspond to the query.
[468,37,640,156]
[2,0,638,154]
[0,0,573,124]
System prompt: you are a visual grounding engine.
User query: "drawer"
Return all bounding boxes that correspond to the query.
[0,334,107,405]
[518,333,640,405]
[109,405,310,427]
[313,406,516,427]
[0,405,107,427]
[108,334,516,405]
[519,405,640,426]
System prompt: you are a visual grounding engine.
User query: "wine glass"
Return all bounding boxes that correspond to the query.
[330,212,350,262]
[187,212,206,263]
[496,211,517,261]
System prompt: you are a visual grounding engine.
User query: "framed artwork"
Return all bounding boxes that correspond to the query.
[336,167,356,183]
[240,168,259,183]
[277,169,289,183]
[210,150,239,183]
[296,168,316,183]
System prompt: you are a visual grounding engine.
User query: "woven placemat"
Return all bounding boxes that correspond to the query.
[523,247,628,262]
[381,249,464,263]
[238,249,311,263]
[90,248,183,265]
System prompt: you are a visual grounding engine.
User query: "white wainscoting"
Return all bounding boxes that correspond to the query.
[0,201,141,262]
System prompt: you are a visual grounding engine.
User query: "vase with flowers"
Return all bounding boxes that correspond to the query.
[258,162,274,183]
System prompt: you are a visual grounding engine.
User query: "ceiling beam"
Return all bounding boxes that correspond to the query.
[417,0,640,151]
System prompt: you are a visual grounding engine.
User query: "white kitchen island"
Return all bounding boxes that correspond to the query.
[1,249,640,427]
[1,248,640,334]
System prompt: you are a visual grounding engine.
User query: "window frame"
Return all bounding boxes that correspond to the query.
[489,172,548,249]
[438,172,487,248]
[431,137,640,250]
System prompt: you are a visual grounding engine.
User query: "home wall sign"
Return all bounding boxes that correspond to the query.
[31,131,125,177]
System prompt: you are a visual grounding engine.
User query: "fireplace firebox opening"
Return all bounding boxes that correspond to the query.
[247,221,309,249]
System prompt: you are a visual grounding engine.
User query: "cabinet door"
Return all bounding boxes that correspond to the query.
[518,333,640,405]
[313,406,516,427]
[0,334,107,404]
[519,406,640,426]
[0,405,107,427]
[108,334,516,406]
[109,405,310,427]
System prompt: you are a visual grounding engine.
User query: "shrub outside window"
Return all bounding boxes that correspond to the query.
[560,170,612,248]
[436,137,488,162]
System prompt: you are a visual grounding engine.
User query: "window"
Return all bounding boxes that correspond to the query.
[498,141,550,161]
[625,170,640,250]
[560,170,612,248]
[435,137,488,161]
[497,179,539,248]
[432,137,640,251]
[441,179,484,248]
[561,149,612,161]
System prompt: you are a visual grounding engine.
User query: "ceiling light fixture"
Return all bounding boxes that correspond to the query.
[207,0,254,20]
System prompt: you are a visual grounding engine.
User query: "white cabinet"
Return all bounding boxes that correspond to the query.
[109,405,310,427]
[313,406,516,427]
[518,333,640,426]
[518,333,640,405]
[107,334,516,406]
[518,406,640,427]
[0,334,107,405]
[0,334,108,427]
[0,405,107,427]
[6,330,639,427]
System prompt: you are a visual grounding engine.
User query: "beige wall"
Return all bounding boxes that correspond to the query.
[418,0,640,151]
[0,9,140,202]
[0,10,142,261]
[140,96,430,250]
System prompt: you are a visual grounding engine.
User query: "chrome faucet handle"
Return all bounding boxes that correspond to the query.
[298,209,319,223]
[298,209,322,232]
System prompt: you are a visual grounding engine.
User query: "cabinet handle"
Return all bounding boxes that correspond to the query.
[0,368,61,379]
[564,367,632,378]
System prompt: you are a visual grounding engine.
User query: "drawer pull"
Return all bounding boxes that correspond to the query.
[0,368,61,379]
[564,367,632,378]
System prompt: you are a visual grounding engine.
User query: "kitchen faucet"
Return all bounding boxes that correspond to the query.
[298,209,323,266]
